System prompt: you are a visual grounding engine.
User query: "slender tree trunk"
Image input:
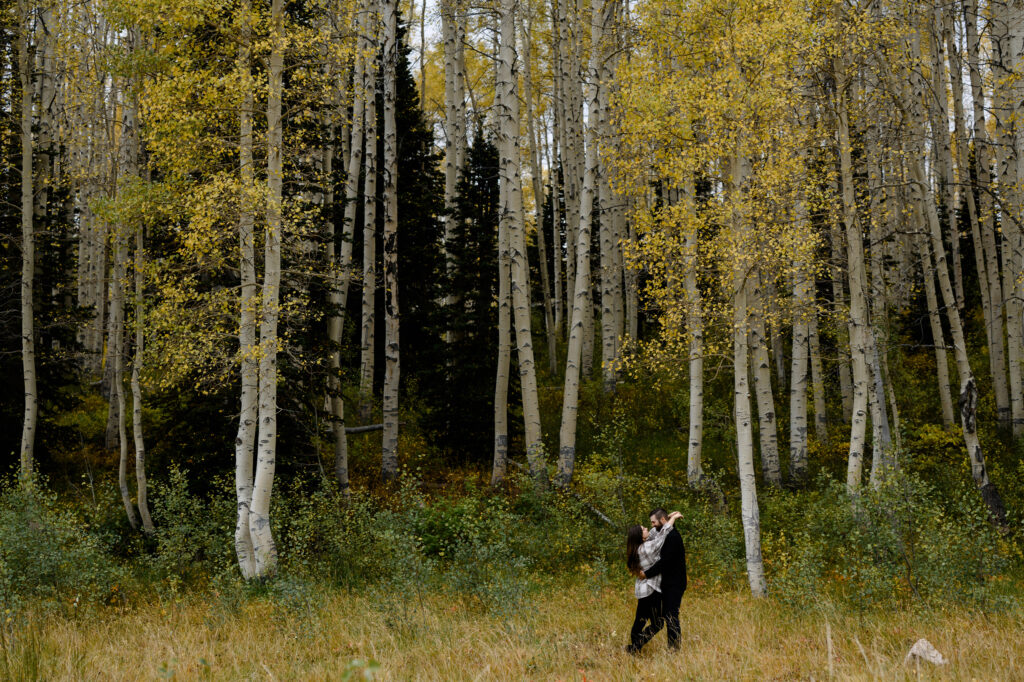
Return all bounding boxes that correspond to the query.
[500,0,545,481]
[442,0,465,326]
[18,0,36,482]
[731,155,766,598]
[946,18,996,399]
[907,36,1006,520]
[595,13,619,392]
[556,0,603,487]
[808,307,827,442]
[522,10,557,374]
[964,0,1010,426]
[828,208,854,423]
[990,0,1024,437]
[234,2,258,577]
[837,74,870,492]
[250,0,285,578]
[493,166,512,486]
[548,120,564,336]
[111,223,135,529]
[750,278,780,487]
[359,7,380,422]
[381,0,400,480]
[920,218,956,427]
[132,221,154,533]
[927,12,964,309]
[789,261,811,484]
[682,181,704,486]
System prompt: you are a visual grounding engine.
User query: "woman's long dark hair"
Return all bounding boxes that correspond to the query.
[626,525,644,577]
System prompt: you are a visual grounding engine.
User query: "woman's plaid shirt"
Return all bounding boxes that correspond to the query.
[634,526,669,599]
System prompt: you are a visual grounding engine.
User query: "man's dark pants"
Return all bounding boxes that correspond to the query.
[661,588,684,649]
[627,591,663,653]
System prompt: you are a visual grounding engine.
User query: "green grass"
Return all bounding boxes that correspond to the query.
[5,580,1023,680]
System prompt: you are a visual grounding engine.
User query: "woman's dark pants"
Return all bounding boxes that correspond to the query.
[626,591,664,653]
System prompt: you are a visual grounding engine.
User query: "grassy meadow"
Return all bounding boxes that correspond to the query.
[5,586,1023,680]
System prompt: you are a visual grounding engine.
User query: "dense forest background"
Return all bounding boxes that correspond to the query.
[2,0,1024,676]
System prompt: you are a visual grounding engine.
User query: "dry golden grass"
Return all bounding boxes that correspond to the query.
[9,585,1024,681]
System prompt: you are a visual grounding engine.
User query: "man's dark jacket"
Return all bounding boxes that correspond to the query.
[642,526,687,594]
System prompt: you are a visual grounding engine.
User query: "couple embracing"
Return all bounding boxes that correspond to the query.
[625,508,687,655]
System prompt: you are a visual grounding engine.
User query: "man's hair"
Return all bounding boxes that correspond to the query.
[649,508,669,521]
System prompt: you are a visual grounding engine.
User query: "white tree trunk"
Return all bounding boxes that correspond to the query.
[920,221,956,427]
[789,261,811,484]
[964,0,1010,425]
[990,0,1024,437]
[946,18,996,414]
[556,0,604,487]
[522,9,557,374]
[750,280,780,487]
[829,213,854,423]
[234,2,258,577]
[359,4,380,422]
[499,0,545,480]
[906,30,1006,520]
[112,83,139,530]
[328,2,355,494]
[250,0,285,578]
[682,181,704,486]
[442,0,465,326]
[838,79,870,492]
[381,0,400,480]
[547,120,564,335]
[927,12,964,309]
[18,0,36,482]
[132,220,154,533]
[111,230,135,529]
[493,164,512,486]
[808,308,827,442]
[731,156,766,598]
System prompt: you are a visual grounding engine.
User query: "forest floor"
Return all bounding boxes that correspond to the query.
[8,581,1023,680]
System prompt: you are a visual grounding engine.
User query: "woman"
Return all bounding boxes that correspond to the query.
[625,510,681,654]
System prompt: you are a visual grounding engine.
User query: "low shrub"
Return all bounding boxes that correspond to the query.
[0,479,125,614]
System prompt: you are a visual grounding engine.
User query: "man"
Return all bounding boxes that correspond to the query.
[640,507,687,650]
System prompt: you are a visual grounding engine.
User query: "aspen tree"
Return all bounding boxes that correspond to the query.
[904,18,1006,521]
[329,0,359,492]
[919,203,956,427]
[546,117,564,334]
[132,186,154,534]
[359,0,380,422]
[18,0,36,482]
[681,179,704,486]
[750,276,780,488]
[557,0,604,486]
[964,0,1010,425]
[945,12,996,385]
[989,0,1024,436]
[234,0,258,578]
[381,0,400,480]
[522,3,557,372]
[731,155,767,598]
[926,10,964,309]
[250,0,286,577]
[828,213,854,423]
[493,156,512,486]
[499,0,546,480]
[110,82,139,529]
[808,308,828,442]
[836,63,871,491]
[789,261,812,483]
[442,0,466,324]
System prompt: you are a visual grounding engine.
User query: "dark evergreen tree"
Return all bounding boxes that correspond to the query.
[423,136,519,460]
